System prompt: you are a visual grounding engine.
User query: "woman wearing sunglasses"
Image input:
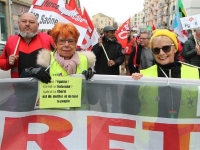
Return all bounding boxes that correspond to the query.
[128,29,199,118]
[132,29,199,81]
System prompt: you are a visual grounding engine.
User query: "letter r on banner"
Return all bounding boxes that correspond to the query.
[1,115,72,149]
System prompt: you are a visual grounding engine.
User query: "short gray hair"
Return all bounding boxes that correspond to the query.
[140,31,152,39]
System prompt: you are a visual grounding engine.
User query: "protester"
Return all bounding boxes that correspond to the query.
[37,22,96,109]
[3,22,96,112]
[0,12,54,111]
[0,12,54,78]
[122,29,199,118]
[128,30,154,74]
[121,29,135,75]
[182,28,200,66]
[92,25,124,112]
[22,22,96,82]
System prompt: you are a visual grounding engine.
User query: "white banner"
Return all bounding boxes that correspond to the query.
[30,0,88,46]
[180,14,200,30]
[1,110,200,150]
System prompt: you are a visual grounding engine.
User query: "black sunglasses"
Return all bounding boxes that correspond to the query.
[152,44,175,55]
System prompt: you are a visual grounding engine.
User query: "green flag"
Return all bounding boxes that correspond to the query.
[178,0,187,17]
[146,26,152,31]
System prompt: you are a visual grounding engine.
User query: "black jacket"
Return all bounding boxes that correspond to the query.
[92,36,124,75]
[182,35,200,66]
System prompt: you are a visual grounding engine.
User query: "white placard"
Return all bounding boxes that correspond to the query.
[180,14,200,30]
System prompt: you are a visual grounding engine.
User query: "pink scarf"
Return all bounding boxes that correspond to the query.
[54,51,80,75]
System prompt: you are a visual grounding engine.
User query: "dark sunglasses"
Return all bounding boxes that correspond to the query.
[152,44,175,55]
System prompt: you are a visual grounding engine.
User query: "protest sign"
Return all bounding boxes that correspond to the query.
[180,14,200,30]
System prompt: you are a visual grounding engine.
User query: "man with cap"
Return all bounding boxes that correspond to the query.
[92,25,124,112]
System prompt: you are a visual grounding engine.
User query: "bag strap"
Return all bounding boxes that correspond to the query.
[133,46,139,67]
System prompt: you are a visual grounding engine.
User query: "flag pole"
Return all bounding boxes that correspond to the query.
[101,44,110,61]
[13,37,21,55]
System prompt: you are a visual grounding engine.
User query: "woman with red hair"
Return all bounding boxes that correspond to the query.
[36,22,96,81]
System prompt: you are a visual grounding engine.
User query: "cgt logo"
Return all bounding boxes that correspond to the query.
[1,115,200,150]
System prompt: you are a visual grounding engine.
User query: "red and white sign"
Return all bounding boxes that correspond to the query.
[80,8,99,50]
[29,0,88,46]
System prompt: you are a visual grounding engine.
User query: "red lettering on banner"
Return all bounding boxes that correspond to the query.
[143,122,180,150]
[1,115,72,150]
[87,116,136,150]
[143,122,200,150]
[178,124,200,150]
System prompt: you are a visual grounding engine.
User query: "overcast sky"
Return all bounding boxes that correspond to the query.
[80,0,144,23]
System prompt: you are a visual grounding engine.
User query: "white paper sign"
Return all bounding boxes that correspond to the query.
[180,14,200,30]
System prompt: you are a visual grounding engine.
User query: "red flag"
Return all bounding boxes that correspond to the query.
[80,7,99,50]
[115,18,130,48]
[30,0,88,46]
[68,0,82,16]
[152,24,156,31]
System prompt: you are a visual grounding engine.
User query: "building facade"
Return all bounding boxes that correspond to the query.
[92,13,114,34]
[140,0,200,30]
[142,0,175,29]
[0,0,9,41]
[0,0,32,41]
[131,10,145,31]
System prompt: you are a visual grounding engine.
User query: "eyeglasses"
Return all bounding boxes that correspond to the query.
[139,38,149,40]
[57,39,76,45]
[152,44,175,55]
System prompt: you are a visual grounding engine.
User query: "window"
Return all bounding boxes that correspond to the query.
[105,18,107,22]
[0,2,4,14]
[96,19,98,22]
[173,5,175,11]
[101,20,103,24]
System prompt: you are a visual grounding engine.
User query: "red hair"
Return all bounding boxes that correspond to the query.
[51,22,80,44]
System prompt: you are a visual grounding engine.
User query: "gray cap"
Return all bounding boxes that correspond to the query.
[103,26,116,32]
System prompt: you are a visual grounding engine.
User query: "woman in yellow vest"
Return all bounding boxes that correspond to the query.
[130,29,199,118]
[24,22,96,110]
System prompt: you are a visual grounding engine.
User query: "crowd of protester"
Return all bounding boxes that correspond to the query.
[1,12,200,115]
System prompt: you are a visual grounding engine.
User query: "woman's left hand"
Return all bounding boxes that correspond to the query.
[82,68,95,80]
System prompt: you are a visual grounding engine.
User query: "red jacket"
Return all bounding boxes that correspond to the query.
[0,32,54,78]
